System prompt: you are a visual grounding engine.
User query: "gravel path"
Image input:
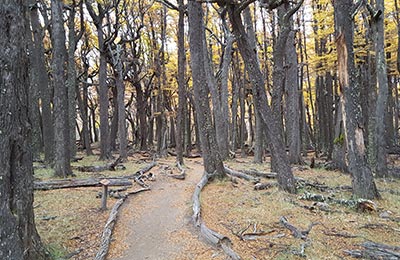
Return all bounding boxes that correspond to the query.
[109,159,217,260]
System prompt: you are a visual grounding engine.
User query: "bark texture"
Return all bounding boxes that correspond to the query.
[188,0,225,177]
[0,1,48,258]
[334,0,380,199]
[228,3,297,193]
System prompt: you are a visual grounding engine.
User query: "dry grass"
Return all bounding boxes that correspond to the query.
[199,156,400,260]
[34,152,154,259]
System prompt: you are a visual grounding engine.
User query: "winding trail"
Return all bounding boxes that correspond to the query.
[108,158,222,260]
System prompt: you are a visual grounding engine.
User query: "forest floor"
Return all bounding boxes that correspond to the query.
[33,151,400,259]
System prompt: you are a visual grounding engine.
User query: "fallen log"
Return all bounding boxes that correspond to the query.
[224,167,260,183]
[168,150,202,158]
[95,187,150,260]
[344,241,400,259]
[241,169,277,179]
[34,178,132,190]
[73,157,123,172]
[192,172,241,260]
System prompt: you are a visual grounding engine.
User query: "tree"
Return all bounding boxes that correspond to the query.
[372,0,389,177]
[228,1,299,193]
[52,0,72,177]
[334,0,380,199]
[188,0,225,177]
[0,1,49,258]
[86,0,112,160]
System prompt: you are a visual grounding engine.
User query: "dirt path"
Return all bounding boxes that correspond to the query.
[108,158,222,260]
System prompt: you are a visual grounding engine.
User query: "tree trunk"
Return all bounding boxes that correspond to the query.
[372,0,389,177]
[188,0,225,177]
[285,30,303,164]
[334,0,380,199]
[228,3,297,193]
[67,4,77,158]
[175,0,186,164]
[0,1,49,258]
[29,4,54,163]
[115,51,127,160]
[52,0,72,177]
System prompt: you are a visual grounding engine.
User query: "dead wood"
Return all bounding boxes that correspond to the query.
[168,162,186,180]
[34,178,132,190]
[279,216,318,240]
[344,241,400,259]
[73,157,123,172]
[224,167,260,183]
[192,172,241,260]
[95,187,150,260]
[254,182,275,190]
[299,191,377,211]
[94,198,125,260]
[323,229,358,238]
[112,161,157,187]
[168,150,202,158]
[241,169,278,179]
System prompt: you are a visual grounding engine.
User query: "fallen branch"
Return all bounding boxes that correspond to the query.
[323,229,358,238]
[344,241,400,259]
[224,167,260,183]
[254,182,275,190]
[34,178,132,190]
[73,157,123,172]
[94,187,150,260]
[192,172,241,260]
[241,169,277,179]
[279,216,318,240]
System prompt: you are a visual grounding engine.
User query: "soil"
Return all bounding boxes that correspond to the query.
[34,153,400,260]
[108,158,224,260]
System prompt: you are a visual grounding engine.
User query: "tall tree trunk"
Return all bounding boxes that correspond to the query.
[0,1,49,258]
[115,47,127,160]
[52,0,72,177]
[334,0,380,199]
[67,4,77,158]
[286,30,303,164]
[110,86,118,151]
[86,1,111,159]
[27,3,43,159]
[188,0,224,177]
[29,4,54,163]
[372,0,389,177]
[175,0,186,164]
[228,3,297,193]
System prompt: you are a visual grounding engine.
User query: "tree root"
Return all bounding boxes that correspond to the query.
[168,162,186,180]
[94,187,150,260]
[192,172,241,260]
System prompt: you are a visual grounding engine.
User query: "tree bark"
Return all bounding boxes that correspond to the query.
[175,0,186,164]
[334,0,380,199]
[52,0,72,177]
[0,1,49,258]
[372,0,389,177]
[228,3,297,193]
[188,0,225,177]
[29,4,54,164]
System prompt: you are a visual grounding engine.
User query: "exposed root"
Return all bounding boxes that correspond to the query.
[192,172,241,259]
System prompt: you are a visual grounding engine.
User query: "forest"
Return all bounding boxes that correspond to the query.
[1,0,400,259]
